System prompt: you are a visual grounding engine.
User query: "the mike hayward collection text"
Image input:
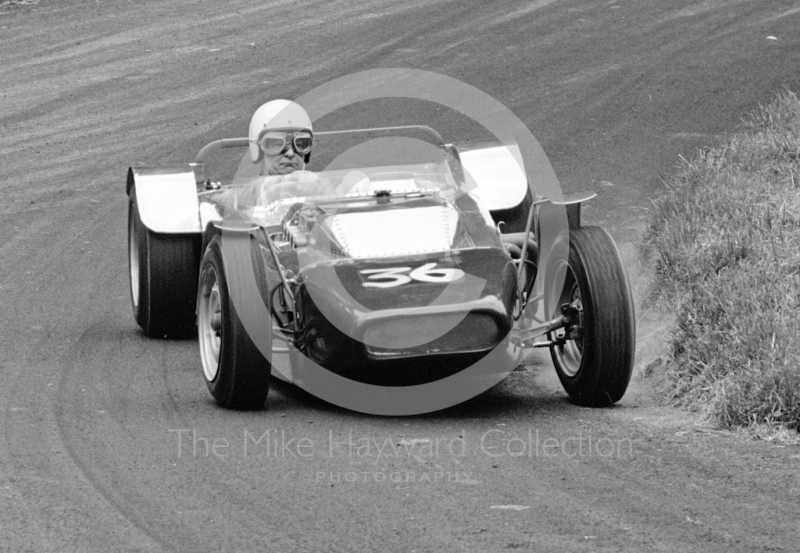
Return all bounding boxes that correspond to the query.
[169,428,633,460]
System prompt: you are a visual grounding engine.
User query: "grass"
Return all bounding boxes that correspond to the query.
[642,89,800,437]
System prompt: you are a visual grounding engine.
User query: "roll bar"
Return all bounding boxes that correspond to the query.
[195,138,249,164]
[194,125,446,164]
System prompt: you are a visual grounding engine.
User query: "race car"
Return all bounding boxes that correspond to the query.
[126,123,635,411]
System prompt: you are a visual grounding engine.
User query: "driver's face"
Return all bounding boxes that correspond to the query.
[262,144,305,176]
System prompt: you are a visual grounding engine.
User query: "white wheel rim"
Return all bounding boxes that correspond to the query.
[128,209,140,308]
[198,267,222,382]
[552,281,584,377]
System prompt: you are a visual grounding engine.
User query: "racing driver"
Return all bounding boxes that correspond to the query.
[249,99,313,177]
[246,99,333,204]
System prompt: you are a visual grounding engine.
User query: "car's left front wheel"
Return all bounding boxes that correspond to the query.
[548,226,635,406]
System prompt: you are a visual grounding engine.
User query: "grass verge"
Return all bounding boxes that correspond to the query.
[642,89,800,437]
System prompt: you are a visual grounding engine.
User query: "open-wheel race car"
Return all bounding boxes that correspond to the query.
[127,119,635,412]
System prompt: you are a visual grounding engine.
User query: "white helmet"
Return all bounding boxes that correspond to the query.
[248,99,313,163]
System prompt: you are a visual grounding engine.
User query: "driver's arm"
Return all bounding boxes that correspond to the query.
[259,172,335,204]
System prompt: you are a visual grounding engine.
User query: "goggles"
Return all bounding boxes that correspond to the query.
[258,131,313,156]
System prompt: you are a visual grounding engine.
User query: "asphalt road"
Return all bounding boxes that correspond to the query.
[2,0,800,551]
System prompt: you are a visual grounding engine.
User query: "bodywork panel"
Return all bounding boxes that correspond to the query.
[458,142,528,211]
[294,247,516,366]
[128,167,201,233]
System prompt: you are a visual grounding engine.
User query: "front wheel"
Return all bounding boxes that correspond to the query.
[197,235,271,410]
[548,226,635,406]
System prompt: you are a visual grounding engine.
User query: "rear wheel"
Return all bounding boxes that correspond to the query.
[548,226,635,406]
[197,235,271,410]
[128,189,200,337]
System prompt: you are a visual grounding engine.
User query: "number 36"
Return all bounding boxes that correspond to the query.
[360,263,465,288]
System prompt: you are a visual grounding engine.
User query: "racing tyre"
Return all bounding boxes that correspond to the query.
[128,189,200,337]
[548,226,635,406]
[197,235,271,410]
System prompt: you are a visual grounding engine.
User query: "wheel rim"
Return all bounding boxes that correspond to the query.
[128,207,140,308]
[551,280,584,377]
[198,266,222,382]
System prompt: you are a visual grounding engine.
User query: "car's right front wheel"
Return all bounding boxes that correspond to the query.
[548,226,635,406]
[197,235,271,410]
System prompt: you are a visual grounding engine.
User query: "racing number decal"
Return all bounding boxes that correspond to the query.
[360,263,465,288]
[360,267,412,288]
[409,263,465,283]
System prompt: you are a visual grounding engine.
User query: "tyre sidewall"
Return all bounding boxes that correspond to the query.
[128,190,151,331]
